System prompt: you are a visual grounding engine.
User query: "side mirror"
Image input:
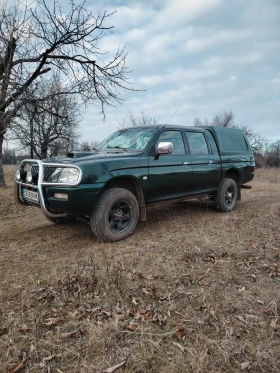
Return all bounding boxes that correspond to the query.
[157,142,173,154]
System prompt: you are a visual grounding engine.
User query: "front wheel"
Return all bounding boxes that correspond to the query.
[90,188,139,242]
[213,178,238,212]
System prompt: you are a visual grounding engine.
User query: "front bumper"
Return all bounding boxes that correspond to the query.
[45,184,104,216]
[14,159,103,218]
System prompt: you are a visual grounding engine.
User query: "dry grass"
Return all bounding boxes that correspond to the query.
[0,166,279,373]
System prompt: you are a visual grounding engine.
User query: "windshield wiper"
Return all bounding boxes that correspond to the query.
[106,146,129,152]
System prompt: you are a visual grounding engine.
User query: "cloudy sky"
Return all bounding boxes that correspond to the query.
[80,0,279,142]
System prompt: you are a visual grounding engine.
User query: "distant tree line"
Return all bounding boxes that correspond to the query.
[3,110,279,168]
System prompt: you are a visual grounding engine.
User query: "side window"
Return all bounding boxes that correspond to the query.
[157,130,185,155]
[185,132,209,155]
[207,134,219,154]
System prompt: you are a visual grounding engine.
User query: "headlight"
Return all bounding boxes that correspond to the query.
[58,168,79,183]
[50,168,62,182]
[51,168,80,184]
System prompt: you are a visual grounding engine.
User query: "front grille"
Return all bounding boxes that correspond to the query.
[30,165,56,182]
[32,165,39,176]
[44,167,56,181]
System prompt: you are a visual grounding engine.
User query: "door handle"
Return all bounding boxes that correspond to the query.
[208,160,214,164]
[182,162,189,165]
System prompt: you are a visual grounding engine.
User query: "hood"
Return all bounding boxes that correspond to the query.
[42,150,140,165]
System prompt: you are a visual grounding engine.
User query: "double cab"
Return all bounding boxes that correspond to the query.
[14,125,255,242]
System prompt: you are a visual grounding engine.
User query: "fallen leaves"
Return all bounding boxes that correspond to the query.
[270,318,280,329]
[42,317,62,327]
[1,230,279,373]
[16,324,31,334]
[103,359,127,373]
[127,322,138,332]
[38,354,62,368]
[8,360,27,373]
[171,341,185,353]
[0,326,8,336]
[131,297,139,305]
[60,329,84,339]
[240,361,250,370]
[263,264,279,278]
[175,327,187,341]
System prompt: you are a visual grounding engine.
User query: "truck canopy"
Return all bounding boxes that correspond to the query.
[198,126,253,156]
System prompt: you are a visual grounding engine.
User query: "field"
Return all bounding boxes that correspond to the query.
[0,166,279,373]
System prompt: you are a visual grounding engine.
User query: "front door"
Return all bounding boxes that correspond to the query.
[148,130,192,202]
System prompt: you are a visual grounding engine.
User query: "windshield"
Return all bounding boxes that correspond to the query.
[97,128,157,152]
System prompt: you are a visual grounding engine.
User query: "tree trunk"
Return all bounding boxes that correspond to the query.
[0,134,6,187]
[41,147,48,159]
[30,106,35,159]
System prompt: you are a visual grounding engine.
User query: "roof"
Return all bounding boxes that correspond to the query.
[122,124,208,132]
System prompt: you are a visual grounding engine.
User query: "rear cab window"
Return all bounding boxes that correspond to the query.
[185,131,209,155]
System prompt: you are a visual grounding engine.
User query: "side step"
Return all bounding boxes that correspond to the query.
[241,184,252,189]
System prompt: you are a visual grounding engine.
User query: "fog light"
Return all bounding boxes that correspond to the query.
[54,193,68,200]
[26,170,32,183]
[16,169,26,181]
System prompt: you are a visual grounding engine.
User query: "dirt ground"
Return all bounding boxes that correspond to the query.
[0,166,279,373]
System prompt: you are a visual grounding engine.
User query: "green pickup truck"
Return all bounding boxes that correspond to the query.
[14,125,254,242]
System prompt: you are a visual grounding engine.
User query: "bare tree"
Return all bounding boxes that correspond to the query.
[266,140,280,167]
[211,111,235,127]
[79,140,100,151]
[2,144,17,164]
[193,117,209,126]
[49,137,78,157]
[118,110,158,129]
[10,76,80,159]
[236,124,266,153]
[195,111,235,128]
[0,0,134,186]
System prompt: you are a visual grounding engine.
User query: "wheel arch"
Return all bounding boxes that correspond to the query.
[101,176,147,221]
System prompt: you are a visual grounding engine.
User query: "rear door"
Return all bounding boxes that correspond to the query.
[148,129,193,202]
[184,130,221,194]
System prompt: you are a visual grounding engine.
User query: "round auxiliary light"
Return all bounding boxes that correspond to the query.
[15,169,21,180]
[26,170,33,183]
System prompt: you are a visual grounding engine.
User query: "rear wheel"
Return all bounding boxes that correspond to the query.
[90,188,139,242]
[213,178,238,212]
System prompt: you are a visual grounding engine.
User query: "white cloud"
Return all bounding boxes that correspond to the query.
[126,28,146,43]
[78,0,280,142]
[155,0,222,29]
[138,76,162,87]
[270,78,280,85]
[107,5,156,31]
[138,64,220,89]
[184,29,252,53]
